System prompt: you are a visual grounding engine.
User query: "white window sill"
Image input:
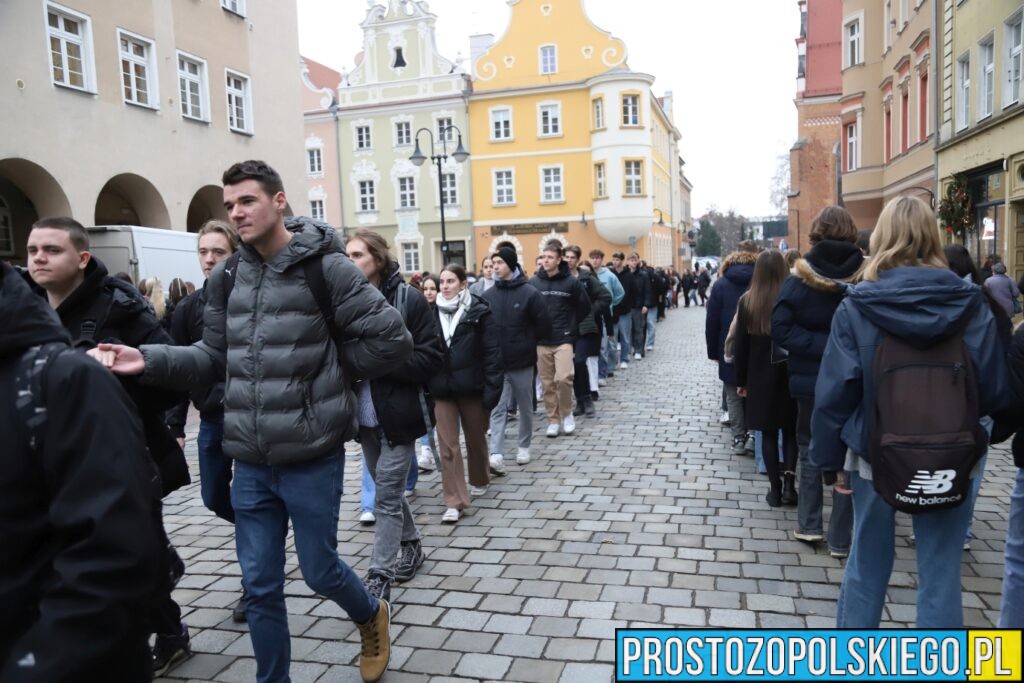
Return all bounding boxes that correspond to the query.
[54,81,97,96]
[307,172,325,179]
[540,199,566,205]
[493,202,517,208]
[222,7,246,19]
[539,132,564,139]
[183,114,211,125]
[230,127,254,137]
[124,99,160,112]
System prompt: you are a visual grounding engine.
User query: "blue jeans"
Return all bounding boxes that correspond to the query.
[838,471,973,628]
[616,314,633,362]
[1001,468,1024,627]
[232,453,377,683]
[197,420,234,523]
[361,445,418,513]
[645,308,658,349]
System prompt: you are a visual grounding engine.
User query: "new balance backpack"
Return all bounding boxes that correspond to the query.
[869,327,987,513]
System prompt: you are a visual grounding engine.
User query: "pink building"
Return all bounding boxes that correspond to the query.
[301,58,344,228]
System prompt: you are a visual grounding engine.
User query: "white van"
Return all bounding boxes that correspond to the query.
[86,226,203,286]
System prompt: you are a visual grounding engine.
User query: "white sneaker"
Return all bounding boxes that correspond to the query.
[417,446,435,471]
[619,362,629,370]
[562,415,576,435]
[470,485,488,497]
[633,352,642,360]
[489,453,507,476]
[719,411,731,426]
[546,423,560,438]
[442,508,460,524]
[359,511,376,525]
[598,378,607,387]
[516,447,531,464]
[404,489,413,499]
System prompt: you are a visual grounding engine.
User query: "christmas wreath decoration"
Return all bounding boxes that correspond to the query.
[938,174,972,238]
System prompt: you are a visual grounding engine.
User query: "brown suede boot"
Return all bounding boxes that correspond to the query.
[357,599,391,683]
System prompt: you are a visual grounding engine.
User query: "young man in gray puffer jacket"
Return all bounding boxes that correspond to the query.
[88,160,411,683]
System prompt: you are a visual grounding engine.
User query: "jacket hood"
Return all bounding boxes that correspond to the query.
[56,255,108,316]
[535,261,571,281]
[379,260,404,300]
[719,250,757,278]
[803,240,864,282]
[495,268,529,289]
[848,266,984,345]
[0,262,70,360]
[241,216,342,272]
[465,292,492,320]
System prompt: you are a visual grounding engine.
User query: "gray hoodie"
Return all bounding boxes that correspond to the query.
[141,217,413,466]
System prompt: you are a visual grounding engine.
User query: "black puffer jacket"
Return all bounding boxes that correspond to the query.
[40,257,189,496]
[166,283,225,437]
[632,267,657,309]
[367,263,445,445]
[482,269,552,370]
[427,292,503,410]
[577,268,611,337]
[529,262,592,346]
[0,263,161,683]
[771,240,863,398]
[614,267,638,316]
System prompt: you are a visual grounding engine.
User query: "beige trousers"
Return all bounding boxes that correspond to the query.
[536,343,574,423]
[434,397,490,510]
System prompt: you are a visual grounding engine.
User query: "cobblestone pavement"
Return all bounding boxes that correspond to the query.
[157,305,1014,682]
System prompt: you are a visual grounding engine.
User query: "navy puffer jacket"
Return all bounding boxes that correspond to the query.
[705,251,756,385]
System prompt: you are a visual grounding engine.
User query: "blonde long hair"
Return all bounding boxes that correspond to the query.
[139,277,166,319]
[861,196,947,282]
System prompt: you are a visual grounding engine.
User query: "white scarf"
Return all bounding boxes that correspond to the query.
[436,288,470,346]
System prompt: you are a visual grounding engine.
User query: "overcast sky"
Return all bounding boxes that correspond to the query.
[296,0,799,218]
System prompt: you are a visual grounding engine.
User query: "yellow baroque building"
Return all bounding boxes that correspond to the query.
[467,0,687,271]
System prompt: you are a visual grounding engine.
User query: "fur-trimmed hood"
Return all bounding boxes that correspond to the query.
[719,250,757,276]
[792,240,864,293]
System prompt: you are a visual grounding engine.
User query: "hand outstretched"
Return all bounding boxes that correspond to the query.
[87,343,145,375]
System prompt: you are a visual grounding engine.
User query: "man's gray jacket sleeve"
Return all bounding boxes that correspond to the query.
[139,261,228,390]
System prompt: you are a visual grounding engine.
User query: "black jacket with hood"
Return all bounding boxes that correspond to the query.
[576,268,612,337]
[427,291,504,410]
[614,267,638,317]
[166,282,225,436]
[0,262,162,683]
[41,256,189,495]
[367,262,445,445]
[771,240,864,399]
[529,262,592,346]
[481,268,552,370]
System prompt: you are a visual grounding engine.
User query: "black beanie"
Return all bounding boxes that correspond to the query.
[495,246,519,273]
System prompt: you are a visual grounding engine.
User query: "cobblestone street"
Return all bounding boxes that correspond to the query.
[157,306,1015,682]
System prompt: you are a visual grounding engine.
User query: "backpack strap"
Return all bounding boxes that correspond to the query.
[15,342,68,453]
[76,292,114,345]
[220,252,242,304]
[395,280,410,323]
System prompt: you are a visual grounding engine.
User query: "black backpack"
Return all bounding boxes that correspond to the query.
[869,327,987,513]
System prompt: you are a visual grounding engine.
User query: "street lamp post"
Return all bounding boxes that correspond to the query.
[409,124,469,268]
[327,96,347,238]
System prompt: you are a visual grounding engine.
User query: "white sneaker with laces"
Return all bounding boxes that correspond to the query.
[545,423,560,438]
[516,447,531,464]
[619,362,629,370]
[442,508,460,524]
[719,412,731,426]
[562,415,576,435]
[633,352,642,360]
[470,485,488,497]
[359,511,376,525]
[489,453,507,476]
[417,446,435,471]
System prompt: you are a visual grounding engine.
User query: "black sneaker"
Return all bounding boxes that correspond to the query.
[394,540,425,583]
[363,571,392,602]
[231,589,248,623]
[572,402,586,417]
[152,623,191,676]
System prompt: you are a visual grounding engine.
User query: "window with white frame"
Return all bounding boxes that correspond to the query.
[980,39,995,119]
[401,242,421,273]
[46,5,92,90]
[310,199,325,221]
[441,173,458,206]
[0,195,12,255]
[359,180,376,212]
[493,170,515,205]
[226,70,252,133]
[356,125,372,150]
[846,122,859,171]
[437,116,453,142]
[622,94,640,126]
[398,176,416,209]
[395,121,411,147]
[538,103,561,136]
[594,162,607,198]
[221,0,245,16]
[177,53,207,120]
[624,160,644,196]
[307,148,323,176]
[540,166,563,202]
[846,19,863,67]
[957,53,971,130]
[593,98,604,129]
[1007,12,1023,107]
[119,31,156,107]
[491,108,512,140]
[540,45,557,75]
